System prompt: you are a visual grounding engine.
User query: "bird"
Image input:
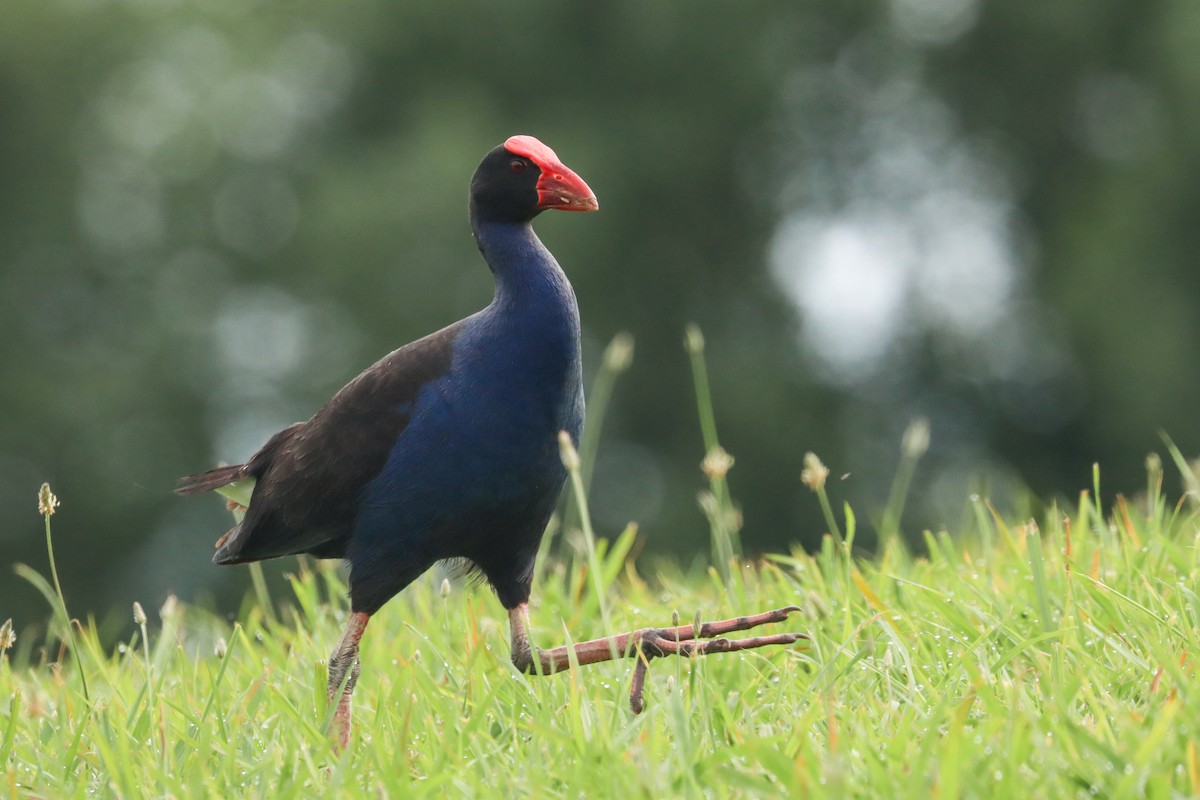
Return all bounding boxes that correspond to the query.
[177,135,804,748]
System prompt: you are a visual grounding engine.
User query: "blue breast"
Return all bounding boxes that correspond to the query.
[350,220,583,566]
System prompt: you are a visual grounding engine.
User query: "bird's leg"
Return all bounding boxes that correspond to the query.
[327,611,370,751]
[508,604,538,673]
[508,605,806,712]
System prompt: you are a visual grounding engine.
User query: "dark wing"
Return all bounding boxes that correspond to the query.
[180,320,461,565]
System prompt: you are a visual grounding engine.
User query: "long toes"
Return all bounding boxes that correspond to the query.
[653,636,730,657]
[721,632,809,651]
[656,630,808,657]
[628,658,650,714]
[625,624,806,714]
[697,606,804,637]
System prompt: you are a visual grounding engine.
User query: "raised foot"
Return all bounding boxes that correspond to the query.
[515,606,808,713]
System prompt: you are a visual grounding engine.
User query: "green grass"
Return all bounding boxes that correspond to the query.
[4,334,1199,797]
[5,459,1200,798]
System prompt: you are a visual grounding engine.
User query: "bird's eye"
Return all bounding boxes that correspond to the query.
[509,159,526,173]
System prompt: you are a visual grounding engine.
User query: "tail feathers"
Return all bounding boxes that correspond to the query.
[175,464,248,495]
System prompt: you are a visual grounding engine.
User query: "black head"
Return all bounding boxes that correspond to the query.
[470,135,598,224]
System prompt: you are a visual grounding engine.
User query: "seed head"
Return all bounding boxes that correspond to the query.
[37,483,59,517]
[801,453,829,492]
[439,577,451,598]
[159,595,179,622]
[602,332,635,373]
[132,602,147,626]
[683,324,705,355]
[0,618,15,652]
[557,430,581,471]
[902,418,931,459]
[214,637,227,659]
[701,446,735,481]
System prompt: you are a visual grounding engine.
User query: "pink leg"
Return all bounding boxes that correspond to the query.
[508,605,806,713]
[327,611,370,751]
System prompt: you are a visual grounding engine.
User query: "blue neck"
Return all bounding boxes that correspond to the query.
[470,214,577,318]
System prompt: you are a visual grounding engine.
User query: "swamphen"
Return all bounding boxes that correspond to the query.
[178,135,803,748]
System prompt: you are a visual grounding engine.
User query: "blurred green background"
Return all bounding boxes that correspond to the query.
[3,1,1199,630]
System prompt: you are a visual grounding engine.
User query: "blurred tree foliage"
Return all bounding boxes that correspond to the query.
[1,0,1197,628]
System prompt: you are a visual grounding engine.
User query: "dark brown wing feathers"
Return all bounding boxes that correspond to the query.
[179,323,459,565]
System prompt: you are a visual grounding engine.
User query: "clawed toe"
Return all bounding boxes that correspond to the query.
[512,605,809,713]
[623,609,809,712]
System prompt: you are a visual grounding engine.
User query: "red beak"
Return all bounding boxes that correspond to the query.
[535,166,599,212]
[505,135,599,212]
